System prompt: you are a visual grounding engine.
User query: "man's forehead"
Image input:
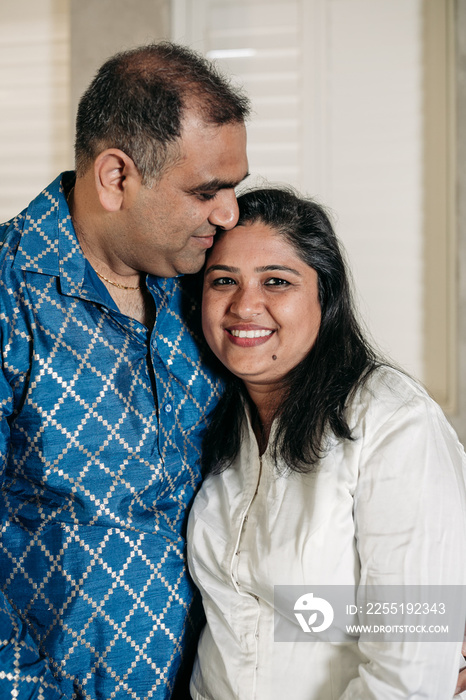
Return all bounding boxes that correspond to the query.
[178,111,246,147]
[168,117,248,186]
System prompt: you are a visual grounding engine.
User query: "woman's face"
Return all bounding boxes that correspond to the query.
[202,221,321,397]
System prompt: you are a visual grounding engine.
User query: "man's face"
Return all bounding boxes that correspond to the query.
[125,114,249,277]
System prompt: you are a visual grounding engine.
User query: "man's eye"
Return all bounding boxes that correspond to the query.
[264,277,290,286]
[197,192,217,202]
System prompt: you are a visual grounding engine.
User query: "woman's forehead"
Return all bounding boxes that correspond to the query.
[207,221,312,271]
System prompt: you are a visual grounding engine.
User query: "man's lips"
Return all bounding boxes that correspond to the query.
[193,233,215,248]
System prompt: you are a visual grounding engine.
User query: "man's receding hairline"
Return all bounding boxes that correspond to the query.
[75,41,249,183]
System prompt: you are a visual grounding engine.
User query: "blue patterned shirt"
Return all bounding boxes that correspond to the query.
[0,173,222,699]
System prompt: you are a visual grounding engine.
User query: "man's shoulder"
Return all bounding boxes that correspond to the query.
[0,173,71,277]
[0,209,26,264]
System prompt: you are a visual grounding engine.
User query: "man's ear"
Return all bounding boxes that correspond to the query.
[94,149,141,212]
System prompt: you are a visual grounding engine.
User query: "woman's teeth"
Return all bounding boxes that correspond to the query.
[230,329,273,338]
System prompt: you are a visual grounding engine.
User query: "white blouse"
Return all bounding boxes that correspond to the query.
[188,367,466,699]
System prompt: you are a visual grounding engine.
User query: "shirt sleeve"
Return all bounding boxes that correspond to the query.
[0,369,65,699]
[340,387,466,699]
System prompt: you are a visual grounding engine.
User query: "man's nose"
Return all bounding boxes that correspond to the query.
[208,189,239,230]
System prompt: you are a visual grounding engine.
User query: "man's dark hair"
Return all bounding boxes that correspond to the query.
[202,187,380,474]
[75,41,250,184]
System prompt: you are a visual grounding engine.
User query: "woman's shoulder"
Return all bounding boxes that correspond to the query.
[348,364,460,445]
[356,364,430,406]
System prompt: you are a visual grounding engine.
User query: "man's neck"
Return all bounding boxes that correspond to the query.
[69,179,155,328]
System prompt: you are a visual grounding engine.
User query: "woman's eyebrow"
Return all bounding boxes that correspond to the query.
[204,264,302,276]
[205,264,240,275]
[255,265,302,276]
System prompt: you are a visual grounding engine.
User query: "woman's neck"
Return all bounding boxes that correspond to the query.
[245,385,283,455]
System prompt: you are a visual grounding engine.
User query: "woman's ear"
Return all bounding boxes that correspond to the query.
[93,149,141,212]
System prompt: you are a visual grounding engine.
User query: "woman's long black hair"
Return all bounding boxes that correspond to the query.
[202,187,379,474]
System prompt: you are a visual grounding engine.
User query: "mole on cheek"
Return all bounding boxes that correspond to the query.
[272,355,277,360]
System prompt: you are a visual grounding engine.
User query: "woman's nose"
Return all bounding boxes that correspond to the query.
[208,189,239,230]
[230,285,263,318]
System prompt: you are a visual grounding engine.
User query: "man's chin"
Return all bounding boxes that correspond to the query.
[175,255,208,277]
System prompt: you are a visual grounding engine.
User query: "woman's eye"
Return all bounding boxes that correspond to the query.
[264,277,290,287]
[211,277,236,287]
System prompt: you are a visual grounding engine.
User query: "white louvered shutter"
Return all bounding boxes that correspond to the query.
[0,1,71,223]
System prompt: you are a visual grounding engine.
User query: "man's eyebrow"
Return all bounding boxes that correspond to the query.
[191,173,250,192]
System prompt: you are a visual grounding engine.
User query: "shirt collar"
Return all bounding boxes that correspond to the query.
[12,172,88,296]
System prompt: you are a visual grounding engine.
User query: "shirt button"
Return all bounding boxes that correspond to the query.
[235,550,240,556]
[164,403,173,414]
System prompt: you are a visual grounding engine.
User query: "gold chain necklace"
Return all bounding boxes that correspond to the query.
[95,270,141,291]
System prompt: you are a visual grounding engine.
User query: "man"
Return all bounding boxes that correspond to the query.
[0,42,249,699]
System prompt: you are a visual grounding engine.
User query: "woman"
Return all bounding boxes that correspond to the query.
[187,187,466,699]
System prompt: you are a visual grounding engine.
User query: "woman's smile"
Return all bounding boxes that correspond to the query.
[226,325,275,345]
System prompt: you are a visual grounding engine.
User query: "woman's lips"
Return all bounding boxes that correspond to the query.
[230,329,272,338]
[225,327,275,347]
